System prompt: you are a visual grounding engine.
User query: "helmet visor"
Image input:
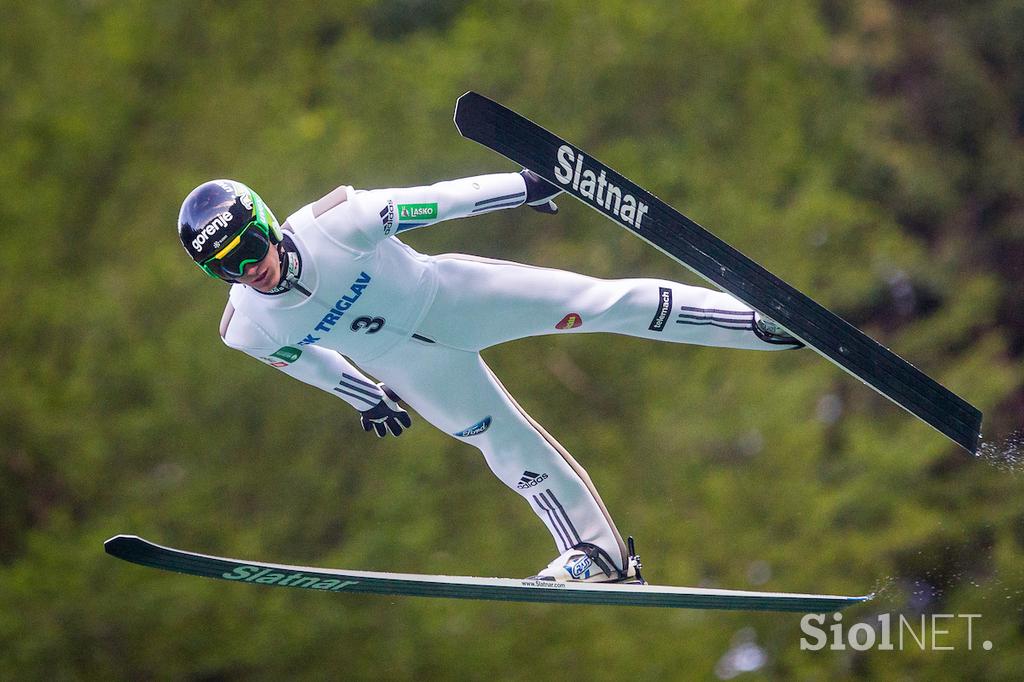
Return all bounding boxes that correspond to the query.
[202,222,271,279]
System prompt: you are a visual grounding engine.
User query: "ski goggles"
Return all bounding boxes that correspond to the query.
[200,221,272,280]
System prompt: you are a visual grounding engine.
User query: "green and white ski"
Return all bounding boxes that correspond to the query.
[105,535,869,612]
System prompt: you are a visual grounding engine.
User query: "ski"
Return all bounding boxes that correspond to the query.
[453,91,982,454]
[105,535,869,612]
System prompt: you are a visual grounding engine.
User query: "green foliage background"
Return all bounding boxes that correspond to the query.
[2,1,1023,679]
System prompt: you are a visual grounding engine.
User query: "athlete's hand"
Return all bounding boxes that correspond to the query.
[359,384,412,437]
[519,169,560,214]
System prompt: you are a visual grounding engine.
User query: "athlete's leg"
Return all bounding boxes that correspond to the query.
[419,254,800,351]
[362,339,628,573]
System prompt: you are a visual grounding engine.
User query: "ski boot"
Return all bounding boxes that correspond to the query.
[754,312,804,348]
[530,537,646,585]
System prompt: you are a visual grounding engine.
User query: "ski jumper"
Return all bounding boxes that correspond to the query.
[219,173,798,572]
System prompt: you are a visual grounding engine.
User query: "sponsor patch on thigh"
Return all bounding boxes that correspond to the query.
[555,313,583,330]
[453,415,492,437]
[649,287,673,331]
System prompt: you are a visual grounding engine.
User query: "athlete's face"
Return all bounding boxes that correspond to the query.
[236,245,281,293]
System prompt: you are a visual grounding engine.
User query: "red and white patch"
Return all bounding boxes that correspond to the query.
[555,313,583,330]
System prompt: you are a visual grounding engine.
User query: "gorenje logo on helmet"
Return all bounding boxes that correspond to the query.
[191,211,234,251]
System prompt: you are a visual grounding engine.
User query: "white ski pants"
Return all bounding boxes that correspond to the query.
[361,255,795,572]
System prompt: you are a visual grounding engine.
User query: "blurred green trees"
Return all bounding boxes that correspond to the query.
[2,1,1021,679]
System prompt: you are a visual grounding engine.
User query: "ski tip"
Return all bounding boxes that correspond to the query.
[104,534,143,555]
[456,90,486,105]
[453,91,484,134]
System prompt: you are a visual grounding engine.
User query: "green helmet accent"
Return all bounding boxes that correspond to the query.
[178,179,282,281]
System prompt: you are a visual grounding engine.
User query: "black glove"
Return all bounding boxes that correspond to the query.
[519,169,561,214]
[359,384,412,438]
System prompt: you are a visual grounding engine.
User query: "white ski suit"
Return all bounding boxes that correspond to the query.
[219,172,798,572]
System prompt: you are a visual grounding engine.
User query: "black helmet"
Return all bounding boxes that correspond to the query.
[177,179,282,280]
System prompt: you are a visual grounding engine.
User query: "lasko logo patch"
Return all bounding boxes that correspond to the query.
[553,145,649,229]
[222,565,359,592]
[648,287,673,332]
[556,313,583,330]
[298,272,372,346]
[272,346,302,363]
[262,345,302,367]
[453,415,492,437]
[516,470,549,490]
[397,203,438,222]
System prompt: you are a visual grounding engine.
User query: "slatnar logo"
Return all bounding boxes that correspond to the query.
[222,565,359,592]
[553,145,649,229]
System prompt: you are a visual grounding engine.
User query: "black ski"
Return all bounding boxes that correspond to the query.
[105,535,869,612]
[454,91,982,454]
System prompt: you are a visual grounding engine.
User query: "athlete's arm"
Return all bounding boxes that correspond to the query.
[219,302,384,411]
[238,339,388,410]
[245,342,414,438]
[373,172,529,234]
[314,172,557,249]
